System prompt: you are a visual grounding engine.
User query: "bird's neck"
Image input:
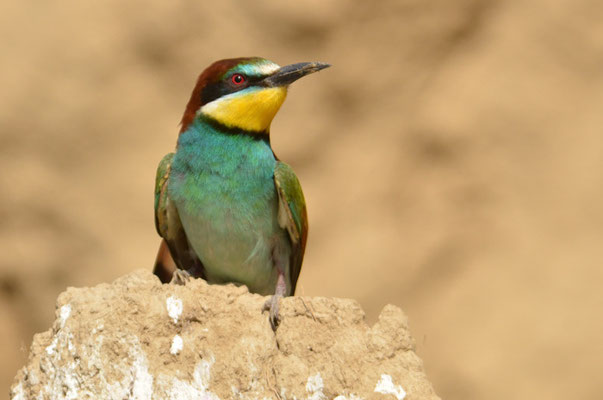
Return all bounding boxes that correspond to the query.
[175,117,276,176]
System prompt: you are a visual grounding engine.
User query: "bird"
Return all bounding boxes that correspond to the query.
[152,57,330,328]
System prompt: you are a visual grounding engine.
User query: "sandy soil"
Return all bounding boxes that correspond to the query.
[1,0,602,398]
[12,270,439,399]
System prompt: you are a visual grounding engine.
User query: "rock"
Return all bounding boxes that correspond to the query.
[10,270,439,400]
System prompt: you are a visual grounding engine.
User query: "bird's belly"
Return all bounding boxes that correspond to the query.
[174,177,288,295]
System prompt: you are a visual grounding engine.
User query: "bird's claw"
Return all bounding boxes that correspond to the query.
[170,269,192,285]
[263,294,282,331]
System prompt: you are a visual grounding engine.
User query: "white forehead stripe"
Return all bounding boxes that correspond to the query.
[256,62,280,75]
[237,61,280,77]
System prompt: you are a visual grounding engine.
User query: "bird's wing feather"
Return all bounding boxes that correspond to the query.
[154,153,205,280]
[154,153,174,237]
[274,161,308,295]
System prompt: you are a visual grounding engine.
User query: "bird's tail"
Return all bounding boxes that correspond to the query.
[153,239,177,283]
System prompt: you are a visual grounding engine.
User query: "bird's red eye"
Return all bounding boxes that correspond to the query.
[231,74,245,85]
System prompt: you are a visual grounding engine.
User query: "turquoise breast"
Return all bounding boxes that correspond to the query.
[168,120,290,295]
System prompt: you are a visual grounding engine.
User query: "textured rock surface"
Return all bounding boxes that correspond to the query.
[11,270,439,399]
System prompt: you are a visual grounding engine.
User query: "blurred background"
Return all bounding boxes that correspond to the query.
[1,0,602,398]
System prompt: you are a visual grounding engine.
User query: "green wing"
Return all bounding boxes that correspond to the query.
[154,153,175,237]
[274,161,308,295]
[154,153,204,279]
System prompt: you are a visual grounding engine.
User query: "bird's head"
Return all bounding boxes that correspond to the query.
[180,57,330,134]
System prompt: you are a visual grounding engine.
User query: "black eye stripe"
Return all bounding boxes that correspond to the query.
[200,74,267,105]
[200,81,225,105]
[230,73,263,85]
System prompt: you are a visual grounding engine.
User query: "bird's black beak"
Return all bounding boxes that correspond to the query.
[263,62,330,87]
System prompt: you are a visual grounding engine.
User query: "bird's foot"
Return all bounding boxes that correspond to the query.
[263,293,283,331]
[170,269,192,286]
[263,271,287,331]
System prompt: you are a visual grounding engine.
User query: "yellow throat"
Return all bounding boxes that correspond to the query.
[199,86,288,132]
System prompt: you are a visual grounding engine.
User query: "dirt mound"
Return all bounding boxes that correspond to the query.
[11,270,439,399]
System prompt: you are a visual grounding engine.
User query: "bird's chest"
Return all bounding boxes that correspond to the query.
[170,137,278,226]
[177,165,278,227]
[168,131,283,289]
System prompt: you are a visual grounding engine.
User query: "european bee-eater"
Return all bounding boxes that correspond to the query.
[153,57,329,327]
